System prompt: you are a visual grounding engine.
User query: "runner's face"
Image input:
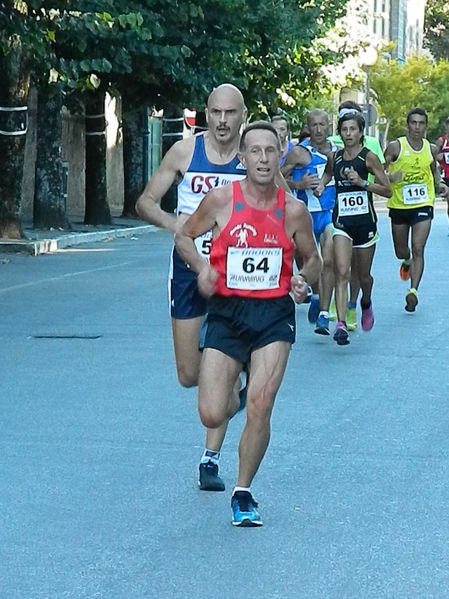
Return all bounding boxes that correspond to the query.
[206,89,246,144]
[340,120,363,148]
[407,115,427,141]
[272,120,289,144]
[240,129,281,184]
[308,114,329,145]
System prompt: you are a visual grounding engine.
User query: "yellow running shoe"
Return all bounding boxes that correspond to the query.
[346,306,357,331]
[329,298,337,321]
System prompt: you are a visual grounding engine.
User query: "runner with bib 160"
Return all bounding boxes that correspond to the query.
[314,111,392,346]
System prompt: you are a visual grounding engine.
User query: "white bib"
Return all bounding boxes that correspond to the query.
[194,230,213,259]
[226,247,282,290]
[444,153,449,165]
[402,184,429,204]
[337,190,368,217]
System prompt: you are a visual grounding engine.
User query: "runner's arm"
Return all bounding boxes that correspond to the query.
[383,140,401,182]
[431,144,448,196]
[135,139,192,233]
[174,191,219,276]
[313,152,334,197]
[365,152,392,198]
[287,197,321,291]
[435,137,443,162]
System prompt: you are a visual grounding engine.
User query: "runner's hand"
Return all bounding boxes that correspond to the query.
[290,275,309,303]
[197,263,218,298]
[388,170,403,183]
[297,170,320,190]
[440,182,449,200]
[313,183,324,198]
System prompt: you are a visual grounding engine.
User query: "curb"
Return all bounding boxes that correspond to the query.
[0,224,158,256]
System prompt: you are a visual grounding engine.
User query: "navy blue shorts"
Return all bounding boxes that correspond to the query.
[203,295,296,364]
[169,247,207,319]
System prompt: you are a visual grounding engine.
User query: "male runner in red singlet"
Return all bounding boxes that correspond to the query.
[436,116,449,225]
[175,122,321,526]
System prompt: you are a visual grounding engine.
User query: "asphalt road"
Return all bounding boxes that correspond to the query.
[1,211,449,598]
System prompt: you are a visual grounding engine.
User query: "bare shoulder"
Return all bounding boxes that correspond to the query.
[207,182,234,203]
[162,134,197,172]
[366,150,382,166]
[289,145,310,165]
[285,193,308,221]
[430,142,439,157]
[385,139,400,158]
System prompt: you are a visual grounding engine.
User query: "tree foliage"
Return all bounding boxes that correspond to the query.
[0,0,351,235]
[424,0,449,61]
[370,55,449,143]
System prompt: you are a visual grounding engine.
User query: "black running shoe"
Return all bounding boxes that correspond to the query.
[198,461,225,491]
[231,491,263,527]
[333,322,350,345]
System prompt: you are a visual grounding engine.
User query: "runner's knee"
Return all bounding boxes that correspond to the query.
[199,403,227,429]
[176,366,198,388]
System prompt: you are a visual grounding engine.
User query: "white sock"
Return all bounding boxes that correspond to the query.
[201,449,220,465]
[232,486,251,496]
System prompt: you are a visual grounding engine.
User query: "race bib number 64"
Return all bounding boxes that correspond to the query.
[226,247,282,290]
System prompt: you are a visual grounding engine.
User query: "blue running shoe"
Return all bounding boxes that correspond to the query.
[314,313,330,335]
[307,294,320,324]
[231,491,263,527]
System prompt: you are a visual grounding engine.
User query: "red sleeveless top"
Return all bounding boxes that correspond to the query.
[440,135,449,179]
[210,181,294,298]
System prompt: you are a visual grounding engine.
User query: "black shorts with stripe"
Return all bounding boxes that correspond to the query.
[203,294,295,364]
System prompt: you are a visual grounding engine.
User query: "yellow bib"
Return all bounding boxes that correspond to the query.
[387,137,435,209]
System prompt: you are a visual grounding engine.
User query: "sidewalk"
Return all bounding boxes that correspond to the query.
[0,199,446,256]
[0,216,159,256]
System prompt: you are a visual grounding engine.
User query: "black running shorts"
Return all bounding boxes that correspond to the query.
[203,295,296,364]
[389,206,434,226]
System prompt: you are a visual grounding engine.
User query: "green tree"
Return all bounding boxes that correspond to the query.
[416,60,449,141]
[1,0,350,236]
[370,56,433,143]
[370,55,449,144]
[424,0,449,61]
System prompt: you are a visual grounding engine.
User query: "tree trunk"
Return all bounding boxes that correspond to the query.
[160,109,182,214]
[122,107,143,217]
[0,40,30,239]
[84,92,111,225]
[34,91,71,230]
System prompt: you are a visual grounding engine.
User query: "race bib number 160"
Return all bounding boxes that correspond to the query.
[226,247,282,290]
[337,190,369,217]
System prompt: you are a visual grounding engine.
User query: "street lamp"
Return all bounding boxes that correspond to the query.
[359,46,378,133]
